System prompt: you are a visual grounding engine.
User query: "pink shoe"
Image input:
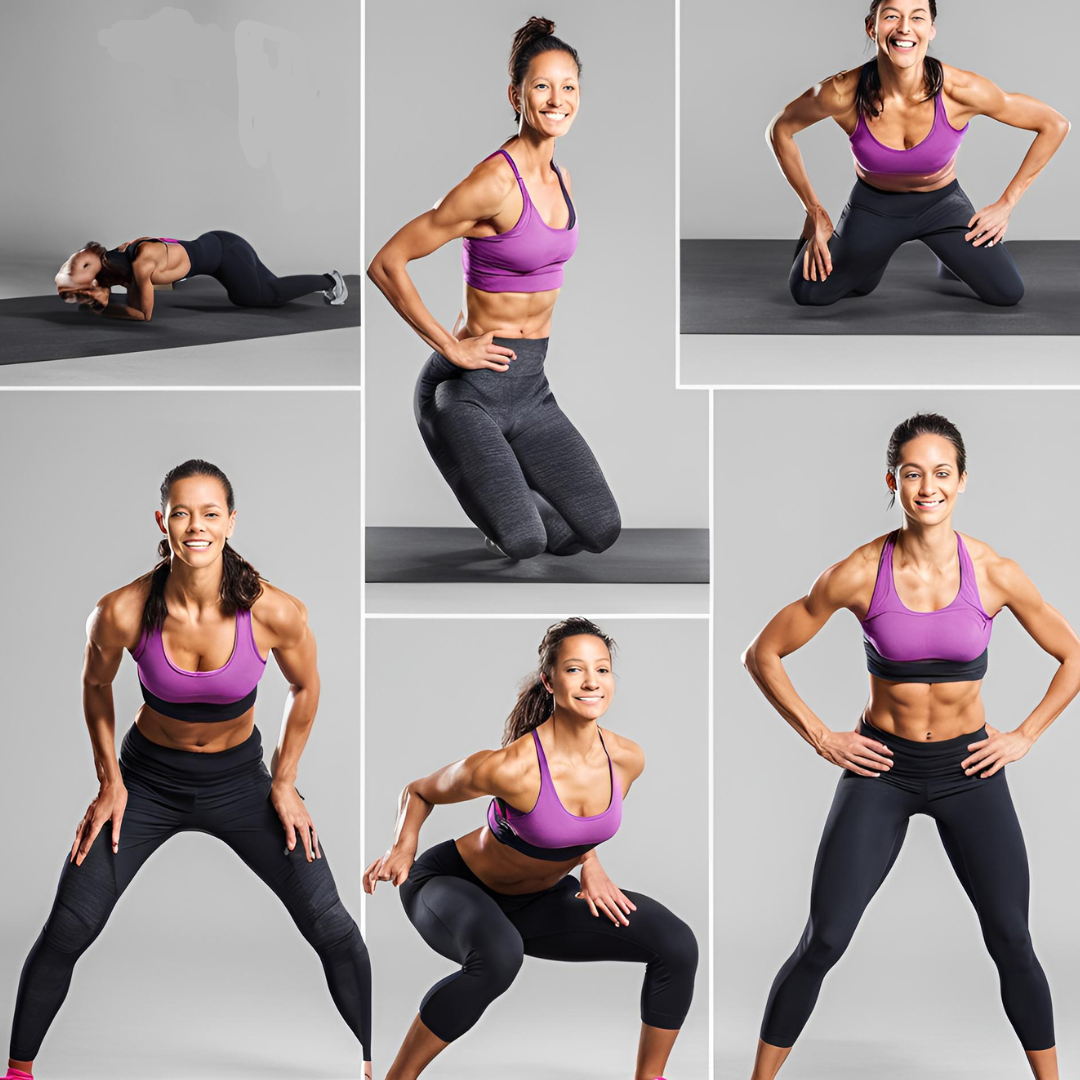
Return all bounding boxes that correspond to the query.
[5,1070,33,1079]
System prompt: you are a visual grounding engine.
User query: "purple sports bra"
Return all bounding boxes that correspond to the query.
[133,608,267,722]
[850,92,968,178]
[462,148,578,293]
[860,531,994,684]
[487,727,623,862]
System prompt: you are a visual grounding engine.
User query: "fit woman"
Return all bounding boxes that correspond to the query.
[5,460,370,1080]
[742,414,1080,1080]
[769,0,1070,306]
[364,619,698,1080]
[367,18,621,560]
[55,234,348,319]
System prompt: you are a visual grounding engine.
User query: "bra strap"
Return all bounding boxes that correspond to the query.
[493,147,525,185]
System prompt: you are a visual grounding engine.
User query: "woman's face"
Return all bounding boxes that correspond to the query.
[868,2,937,69]
[542,634,615,723]
[888,432,966,526]
[156,475,236,570]
[512,50,580,138]
[55,249,102,294]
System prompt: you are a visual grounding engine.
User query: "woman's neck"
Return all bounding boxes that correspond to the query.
[163,558,225,616]
[545,711,602,760]
[509,128,558,170]
[876,55,929,103]
[896,516,957,568]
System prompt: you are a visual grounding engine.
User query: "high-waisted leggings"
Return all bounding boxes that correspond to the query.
[790,179,1025,308]
[760,721,1053,1051]
[183,231,333,307]
[414,338,622,560]
[9,725,371,1062]
[399,840,698,1043]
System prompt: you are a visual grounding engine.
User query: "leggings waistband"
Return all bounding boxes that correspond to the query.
[434,337,549,378]
[121,722,264,778]
[854,176,961,201]
[860,717,986,755]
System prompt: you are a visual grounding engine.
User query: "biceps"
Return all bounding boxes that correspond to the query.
[985,91,1057,132]
[379,207,476,265]
[83,642,123,688]
[773,88,833,139]
[757,599,832,658]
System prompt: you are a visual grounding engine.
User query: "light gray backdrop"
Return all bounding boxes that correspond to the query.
[1,1,360,277]
[0,391,362,1080]
[714,391,1080,1079]
[364,0,708,530]
[682,0,1079,239]
[364,618,709,1079]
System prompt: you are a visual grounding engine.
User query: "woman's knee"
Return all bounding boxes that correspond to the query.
[789,274,844,307]
[981,275,1025,307]
[465,931,524,994]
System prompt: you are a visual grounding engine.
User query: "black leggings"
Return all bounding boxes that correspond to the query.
[414,339,622,560]
[183,231,333,307]
[790,179,1025,308]
[760,722,1053,1052]
[399,840,698,1043]
[9,725,371,1062]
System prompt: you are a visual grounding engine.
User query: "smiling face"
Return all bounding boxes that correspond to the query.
[511,49,580,137]
[156,474,236,570]
[55,248,103,294]
[541,634,614,724]
[888,432,966,526]
[868,1,937,69]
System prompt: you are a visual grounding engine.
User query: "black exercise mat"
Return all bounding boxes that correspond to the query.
[681,240,1079,335]
[366,527,710,584]
[0,275,361,366]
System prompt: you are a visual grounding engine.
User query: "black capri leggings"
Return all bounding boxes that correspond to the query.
[183,230,334,307]
[790,179,1025,308]
[760,721,1053,1052]
[414,338,622,560]
[9,725,371,1062]
[399,840,698,1043]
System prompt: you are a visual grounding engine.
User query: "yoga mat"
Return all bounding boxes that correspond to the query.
[0,275,361,366]
[366,527,710,584]
[681,240,1080,335]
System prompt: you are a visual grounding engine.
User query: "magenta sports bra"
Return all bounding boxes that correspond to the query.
[860,531,994,684]
[462,148,578,293]
[850,91,968,178]
[487,727,623,862]
[133,608,267,722]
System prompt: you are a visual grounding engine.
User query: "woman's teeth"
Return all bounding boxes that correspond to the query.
[891,39,916,49]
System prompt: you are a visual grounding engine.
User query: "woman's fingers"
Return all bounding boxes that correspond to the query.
[606,893,631,926]
[980,757,1007,778]
[576,891,600,919]
[298,821,314,863]
[594,896,620,926]
[312,827,322,860]
[283,821,297,853]
[111,811,123,854]
[842,758,880,777]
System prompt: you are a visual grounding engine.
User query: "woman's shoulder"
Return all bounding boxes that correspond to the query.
[959,532,1012,571]
[250,581,307,632]
[815,66,864,112]
[90,576,152,645]
[600,728,644,777]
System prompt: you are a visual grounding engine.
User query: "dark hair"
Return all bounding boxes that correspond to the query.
[141,459,263,634]
[502,617,616,747]
[857,1,942,119]
[886,412,966,508]
[85,241,131,288]
[508,16,581,124]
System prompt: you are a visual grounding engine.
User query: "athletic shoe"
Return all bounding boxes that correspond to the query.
[323,270,348,305]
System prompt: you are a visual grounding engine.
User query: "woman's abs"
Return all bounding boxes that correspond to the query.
[135,703,256,752]
[864,677,986,741]
[854,160,958,193]
[455,827,579,895]
[463,284,560,339]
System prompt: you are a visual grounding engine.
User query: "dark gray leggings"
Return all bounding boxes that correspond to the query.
[414,338,621,560]
[790,179,1025,308]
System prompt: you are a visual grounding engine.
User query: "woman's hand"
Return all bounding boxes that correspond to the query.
[71,780,128,865]
[271,781,321,862]
[445,332,517,371]
[961,724,1033,778]
[816,729,893,776]
[363,842,416,894]
[576,856,637,927]
[801,206,834,282]
[965,200,1014,248]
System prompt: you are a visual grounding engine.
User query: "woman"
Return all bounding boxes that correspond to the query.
[741,413,1080,1080]
[768,0,1070,306]
[54,234,348,319]
[364,618,698,1080]
[366,17,621,561]
[5,460,371,1080]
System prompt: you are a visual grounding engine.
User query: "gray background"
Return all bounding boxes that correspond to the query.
[1,1,360,281]
[714,391,1080,1078]
[364,618,709,1079]
[681,0,1079,239]
[364,0,707,530]
[0,391,362,1079]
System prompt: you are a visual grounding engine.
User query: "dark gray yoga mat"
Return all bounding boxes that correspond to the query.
[0,275,361,366]
[366,527,710,584]
[681,240,1079,335]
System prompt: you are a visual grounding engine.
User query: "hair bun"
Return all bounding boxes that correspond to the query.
[522,15,556,38]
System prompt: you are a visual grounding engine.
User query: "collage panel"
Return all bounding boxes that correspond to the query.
[679,0,1078,386]
[0,390,364,1078]
[714,390,1080,1078]
[363,616,710,1079]
[0,1,360,387]
[364,0,709,615]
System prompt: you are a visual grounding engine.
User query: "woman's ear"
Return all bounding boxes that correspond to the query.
[155,509,168,535]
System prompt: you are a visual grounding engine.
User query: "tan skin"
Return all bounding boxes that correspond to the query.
[55,238,193,321]
[741,433,1080,1080]
[363,635,681,1080]
[366,49,581,369]
[766,0,1071,282]
[7,474,374,1080]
